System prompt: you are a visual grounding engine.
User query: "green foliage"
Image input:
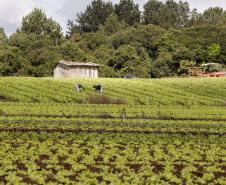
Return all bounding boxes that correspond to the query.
[27,48,61,77]
[80,32,107,50]
[0,46,22,76]
[143,0,190,28]
[0,27,7,43]
[2,1,226,78]
[189,7,226,27]
[109,45,152,77]
[60,42,87,62]
[143,0,163,25]
[178,60,196,74]
[110,24,165,52]
[115,0,141,26]
[152,52,174,78]
[20,8,62,45]
[76,0,114,32]
[99,13,127,36]
[8,33,61,76]
[98,65,117,77]
[0,132,224,184]
[199,7,226,26]
[66,20,81,39]
[208,43,221,59]
[5,23,226,77]
[8,33,31,51]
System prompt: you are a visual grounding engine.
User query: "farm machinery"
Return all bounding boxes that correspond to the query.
[189,63,226,77]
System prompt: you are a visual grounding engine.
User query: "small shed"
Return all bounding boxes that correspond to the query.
[54,60,100,78]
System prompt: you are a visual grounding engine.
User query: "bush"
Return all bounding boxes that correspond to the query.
[86,94,126,104]
[178,60,196,75]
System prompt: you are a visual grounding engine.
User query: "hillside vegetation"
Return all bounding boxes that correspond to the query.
[1,0,226,78]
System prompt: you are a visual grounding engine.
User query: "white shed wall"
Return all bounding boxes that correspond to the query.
[54,65,99,78]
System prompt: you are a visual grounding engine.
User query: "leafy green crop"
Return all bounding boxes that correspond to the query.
[1,77,226,105]
[0,77,226,184]
[0,133,225,184]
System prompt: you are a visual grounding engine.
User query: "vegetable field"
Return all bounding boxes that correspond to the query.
[0,77,226,184]
[1,77,226,105]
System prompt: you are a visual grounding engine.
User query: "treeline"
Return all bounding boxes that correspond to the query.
[1,0,226,78]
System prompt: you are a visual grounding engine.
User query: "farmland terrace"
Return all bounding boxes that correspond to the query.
[0,77,225,184]
[1,77,226,105]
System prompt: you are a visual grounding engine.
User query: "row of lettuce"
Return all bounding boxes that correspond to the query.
[0,133,225,184]
[1,77,226,106]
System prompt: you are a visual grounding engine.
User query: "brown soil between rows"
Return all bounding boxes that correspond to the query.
[0,128,224,136]
[2,113,226,122]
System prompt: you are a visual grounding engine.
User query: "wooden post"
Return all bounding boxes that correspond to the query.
[121,108,127,123]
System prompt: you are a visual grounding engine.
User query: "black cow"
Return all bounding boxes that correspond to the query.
[93,85,103,93]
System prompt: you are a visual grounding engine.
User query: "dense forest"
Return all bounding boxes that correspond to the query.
[1,0,226,78]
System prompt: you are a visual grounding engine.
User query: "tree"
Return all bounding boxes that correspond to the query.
[178,60,196,75]
[0,46,22,76]
[9,33,61,76]
[151,52,174,77]
[109,44,152,77]
[66,20,81,39]
[143,0,163,25]
[190,7,226,26]
[76,0,114,32]
[20,8,62,44]
[143,0,190,28]
[207,43,221,63]
[202,7,226,25]
[99,13,126,35]
[80,32,107,50]
[189,8,201,26]
[0,28,7,43]
[177,1,190,28]
[60,42,87,62]
[115,0,141,26]
[158,0,190,28]
[3,1,226,78]
[92,46,116,77]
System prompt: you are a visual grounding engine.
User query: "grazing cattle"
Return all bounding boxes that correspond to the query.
[75,84,85,92]
[93,85,103,93]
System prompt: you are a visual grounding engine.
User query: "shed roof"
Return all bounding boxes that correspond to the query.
[58,60,100,67]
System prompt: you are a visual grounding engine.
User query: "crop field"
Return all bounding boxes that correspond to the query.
[1,77,226,105]
[0,77,226,184]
